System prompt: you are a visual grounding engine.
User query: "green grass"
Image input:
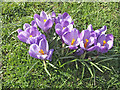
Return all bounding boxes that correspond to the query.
[2,2,120,89]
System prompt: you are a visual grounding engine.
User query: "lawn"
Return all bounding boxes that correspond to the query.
[1,2,120,89]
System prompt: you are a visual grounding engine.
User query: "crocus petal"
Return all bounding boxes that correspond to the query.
[69,46,78,50]
[87,24,93,32]
[31,20,37,27]
[23,23,30,30]
[44,19,53,29]
[55,23,63,35]
[98,34,106,45]
[29,44,40,59]
[17,29,23,34]
[62,12,68,19]
[46,49,54,61]
[39,39,49,53]
[36,18,44,30]
[106,34,113,49]
[62,21,69,27]
[80,40,85,49]
[100,46,108,53]
[17,31,30,43]
[37,54,48,60]
[87,46,96,51]
[40,11,47,19]
[34,14,41,20]
[99,25,107,35]
[52,11,56,18]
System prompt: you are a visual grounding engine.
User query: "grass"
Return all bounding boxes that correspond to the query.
[1,2,120,89]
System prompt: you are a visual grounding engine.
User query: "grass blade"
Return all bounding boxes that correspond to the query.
[24,61,39,77]
[84,62,93,77]
[89,62,104,73]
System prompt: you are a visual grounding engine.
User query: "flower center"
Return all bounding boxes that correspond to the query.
[63,27,65,29]
[29,35,32,37]
[44,19,47,22]
[39,49,44,55]
[103,40,106,46]
[71,38,75,45]
[84,39,89,48]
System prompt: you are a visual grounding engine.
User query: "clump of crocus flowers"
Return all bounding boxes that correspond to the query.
[17,11,114,76]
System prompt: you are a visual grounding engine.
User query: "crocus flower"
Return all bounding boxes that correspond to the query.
[29,38,54,61]
[34,11,53,33]
[17,23,44,44]
[79,30,96,51]
[96,34,113,53]
[87,24,107,37]
[62,28,80,50]
[55,21,73,36]
[55,12,74,25]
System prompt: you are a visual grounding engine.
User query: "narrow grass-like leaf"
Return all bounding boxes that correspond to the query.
[24,61,39,77]
[46,61,58,69]
[60,59,78,68]
[84,62,93,77]
[97,58,118,63]
[96,63,111,71]
[89,62,104,73]
[59,56,75,59]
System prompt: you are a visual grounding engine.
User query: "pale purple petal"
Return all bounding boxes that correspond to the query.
[74,49,84,56]
[87,24,93,32]
[23,23,30,30]
[29,44,40,59]
[106,34,113,49]
[87,46,96,51]
[100,46,108,53]
[31,20,37,27]
[46,49,54,61]
[17,29,23,34]
[36,18,44,30]
[55,23,63,35]
[34,14,40,21]
[17,31,30,43]
[40,11,47,19]
[52,11,56,18]
[39,39,49,53]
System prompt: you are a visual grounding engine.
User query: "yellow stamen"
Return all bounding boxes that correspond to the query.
[103,40,106,46]
[29,35,32,37]
[39,49,44,55]
[44,19,47,22]
[63,27,65,29]
[71,38,75,45]
[84,39,89,48]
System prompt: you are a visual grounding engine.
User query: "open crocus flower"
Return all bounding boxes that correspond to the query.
[62,28,80,50]
[80,30,96,51]
[96,34,113,53]
[34,11,53,33]
[17,24,43,44]
[29,38,54,61]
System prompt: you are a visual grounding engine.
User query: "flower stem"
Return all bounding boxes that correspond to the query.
[43,60,51,77]
[62,43,65,55]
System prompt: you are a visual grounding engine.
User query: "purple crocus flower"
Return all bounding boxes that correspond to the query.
[87,24,107,37]
[55,21,73,36]
[34,11,54,33]
[55,12,74,25]
[62,28,80,50]
[79,29,96,51]
[96,34,113,53]
[29,38,54,61]
[17,23,45,44]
